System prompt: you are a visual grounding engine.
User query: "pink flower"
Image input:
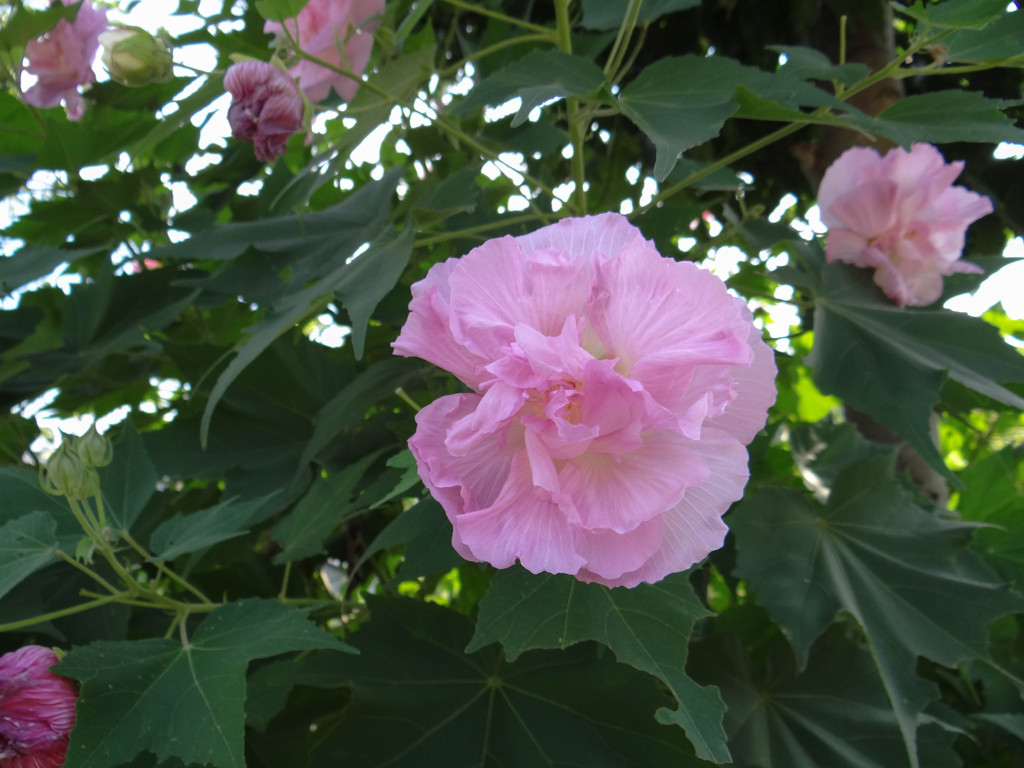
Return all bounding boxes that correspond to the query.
[22,0,108,121]
[819,142,993,307]
[264,0,384,103]
[224,61,304,162]
[0,646,78,768]
[393,214,776,588]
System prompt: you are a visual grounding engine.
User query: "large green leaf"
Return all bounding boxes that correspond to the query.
[580,0,701,30]
[271,450,384,564]
[153,170,399,263]
[689,608,959,768]
[99,422,158,535]
[896,0,1009,30]
[809,262,1024,478]
[0,511,58,601]
[730,456,1024,768]
[0,244,101,294]
[853,91,1024,146]
[57,599,353,768]
[199,220,413,445]
[943,10,1024,62]
[456,49,606,127]
[467,568,729,764]
[149,495,274,562]
[619,56,846,179]
[356,496,464,581]
[308,596,710,767]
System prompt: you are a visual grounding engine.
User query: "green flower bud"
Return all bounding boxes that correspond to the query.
[41,441,95,499]
[76,423,113,468]
[99,27,173,87]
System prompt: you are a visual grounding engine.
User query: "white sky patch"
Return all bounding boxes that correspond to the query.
[946,237,1024,320]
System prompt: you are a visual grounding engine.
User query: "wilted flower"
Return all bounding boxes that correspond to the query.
[22,0,108,121]
[818,142,993,307]
[264,0,384,102]
[98,26,173,87]
[393,214,776,588]
[0,646,77,768]
[224,61,304,162]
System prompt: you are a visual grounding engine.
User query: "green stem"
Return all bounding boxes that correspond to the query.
[121,530,213,605]
[603,0,643,79]
[0,593,127,633]
[555,0,587,215]
[394,387,422,413]
[55,550,121,594]
[632,121,803,218]
[440,0,555,35]
[441,33,554,77]
[279,562,292,600]
[414,213,548,247]
[292,49,558,206]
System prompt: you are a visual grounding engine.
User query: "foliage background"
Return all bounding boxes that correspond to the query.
[1,0,1024,766]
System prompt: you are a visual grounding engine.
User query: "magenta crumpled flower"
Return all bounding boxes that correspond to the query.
[224,61,304,162]
[264,0,384,103]
[22,0,108,121]
[819,142,993,307]
[393,214,777,588]
[0,646,78,768]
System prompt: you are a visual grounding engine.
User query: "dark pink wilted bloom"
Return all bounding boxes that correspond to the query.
[393,214,777,588]
[23,0,108,121]
[819,142,993,307]
[224,61,304,162]
[264,0,384,103]
[0,646,78,768]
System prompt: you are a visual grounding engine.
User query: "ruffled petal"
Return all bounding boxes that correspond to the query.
[585,430,748,588]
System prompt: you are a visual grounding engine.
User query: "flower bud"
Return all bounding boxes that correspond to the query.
[98,26,173,87]
[0,646,78,768]
[41,439,100,500]
[76,423,113,468]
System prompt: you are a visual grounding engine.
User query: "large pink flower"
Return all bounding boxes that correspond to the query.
[393,214,776,588]
[264,0,384,103]
[224,61,304,162]
[819,142,993,307]
[22,0,107,121]
[0,646,78,768]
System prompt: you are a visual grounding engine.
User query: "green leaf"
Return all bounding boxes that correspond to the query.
[308,596,710,767]
[689,608,959,768]
[730,456,1024,768]
[362,449,421,510]
[199,213,412,446]
[0,511,58,600]
[467,568,730,763]
[896,0,1009,30]
[943,12,1024,62]
[154,171,397,262]
[99,422,157,534]
[0,244,101,294]
[415,164,481,219]
[58,599,354,768]
[767,45,870,85]
[356,497,463,580]
[149,495,274,562]
[456,49,606,127]
[855,91,1024,146]
[272,450,384,564]
[619,56,845,179]
[580,0,701,31]
[809,263,1024,479]
[254,0,307,21]
[0,467,83,548]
